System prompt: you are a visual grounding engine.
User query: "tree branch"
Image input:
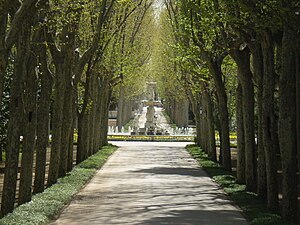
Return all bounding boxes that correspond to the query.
[5,0,39,49]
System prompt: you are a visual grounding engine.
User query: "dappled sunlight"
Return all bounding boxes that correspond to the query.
[50,143,248,225]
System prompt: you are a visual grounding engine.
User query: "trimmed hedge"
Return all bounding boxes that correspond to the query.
[186,144,292,225]
[0,145,117,225]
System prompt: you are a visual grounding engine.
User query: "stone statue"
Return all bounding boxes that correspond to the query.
[145,106,155,129]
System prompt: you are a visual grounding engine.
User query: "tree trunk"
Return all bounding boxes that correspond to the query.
[59,70,73,178]
[98,82,110,148]
[252,43,267,198]
[279,25,298,222]
[202,95,209,153]
[117,86,125,131]
[194,113,202,147]
[208,57,231,171]
[67,129,74,171]
[88,74,97,153]
[100,90,110,147]
[89,104,96,153]
[77,115,87,164]
[76,114,84,164]
[33,38,53,193]
[188,93,201,146]
[91,81,99,152]
[236,81,245,184]
[199,96,206,152]
[76,69,92,163]
[261,32,279,212]
[296,49,300,186]
[58,30,77,176]
[47,64,65,186]
[1,33,26,216]
[230,47,256,191]
[67,89,76,172]
[18,29,38,205]
[86,111,91,156]
[203,88,216,161]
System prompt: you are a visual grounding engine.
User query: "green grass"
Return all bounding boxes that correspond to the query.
[186,145,292,225]
[0,145,118,225]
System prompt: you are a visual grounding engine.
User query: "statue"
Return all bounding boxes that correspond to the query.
[145,105,155,129]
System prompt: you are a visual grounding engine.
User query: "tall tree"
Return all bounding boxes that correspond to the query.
[278,2,299,220]
[230,47,256,191]
[18,25,39,205]
[1,27,29,216]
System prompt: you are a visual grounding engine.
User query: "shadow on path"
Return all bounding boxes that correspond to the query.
[50,142,249,225]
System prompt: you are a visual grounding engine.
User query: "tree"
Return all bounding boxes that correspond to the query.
[165,0,231,169]
[278,2,299,221]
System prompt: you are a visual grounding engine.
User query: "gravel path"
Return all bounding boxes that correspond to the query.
[50,142,248,225]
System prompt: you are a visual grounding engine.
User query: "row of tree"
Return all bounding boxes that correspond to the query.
[0,0,151,217]
[152,0,299,223]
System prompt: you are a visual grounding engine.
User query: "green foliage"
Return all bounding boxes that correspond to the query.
[110,1,154,100]
[48,0,85,34]
[0,145,118,225]
[150,8,187,101]
[186,145,292,225]
[0,56,14,152]
[222,55,238,130]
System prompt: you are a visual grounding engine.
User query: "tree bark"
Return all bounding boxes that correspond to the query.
[236,81,245,183]
[117,86,125,131]
[59,65,74,177]
[0,0,41,104]
[100,89,110,147]
[4,0,39,49]
[208,57,231,171]
[261,32,278,212]
[77,114,84,163]
[33,36,53,194]
[47,63,65,186]
[252,43,267,198]
[18,27,38,205]
[67,89,77,172]
[279,25,298,222]
[201,94,208,153]
[79,106,90,160]
[88,74,97,153]
[296,47,300,186]
[203,87,216,161]
[188,92,201,146]
[230,47,256,191]
[91,79,99,152]
[76,68,92,164]
[1,32,26,216]
[98,80,110,148]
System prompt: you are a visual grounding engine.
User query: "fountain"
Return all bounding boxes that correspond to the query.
[107,81,196,139]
